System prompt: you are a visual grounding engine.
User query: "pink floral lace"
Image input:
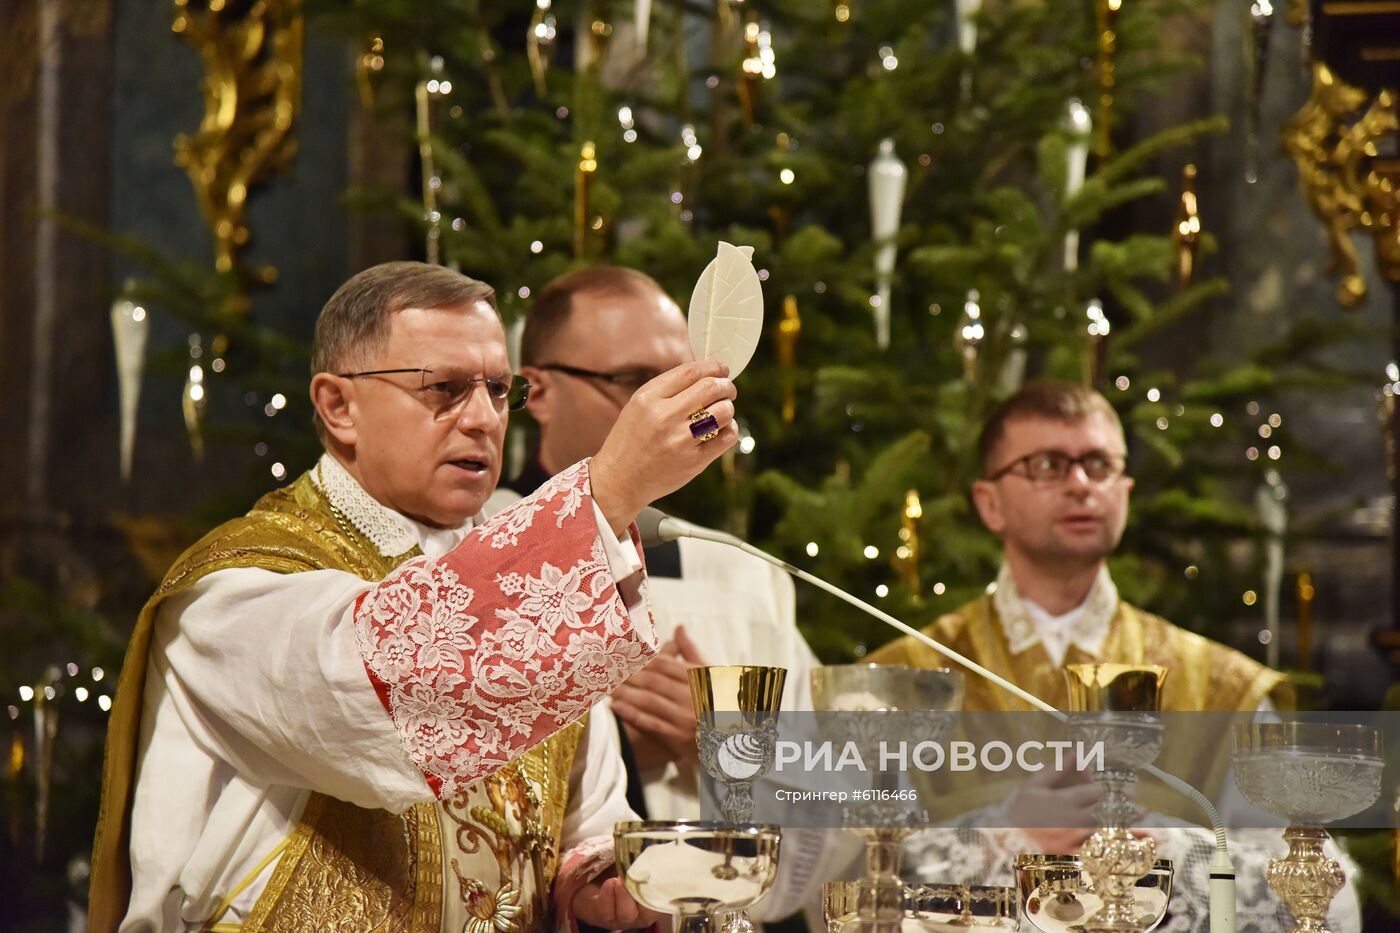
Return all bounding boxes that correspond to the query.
[354,460,656,797]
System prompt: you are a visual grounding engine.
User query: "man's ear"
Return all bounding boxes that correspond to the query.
[309,373,358,446]
[970,479,1006,534]
[520,366,552,426]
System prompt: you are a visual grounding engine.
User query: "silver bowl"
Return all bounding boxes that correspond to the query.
[615,820,781,933]
[1014,854,1173,933]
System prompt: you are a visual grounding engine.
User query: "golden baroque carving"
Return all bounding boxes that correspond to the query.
[172,0,303,288]
[1283,63,1400,308]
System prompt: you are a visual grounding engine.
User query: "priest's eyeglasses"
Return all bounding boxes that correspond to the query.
[537,364,660,394]
[988,450,1126,484]
[338,368,531,414]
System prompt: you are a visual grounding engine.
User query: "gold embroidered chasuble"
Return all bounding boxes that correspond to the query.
[866,594,1290,816]
[90,471,587,933]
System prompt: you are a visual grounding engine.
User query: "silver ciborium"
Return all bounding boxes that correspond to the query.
[824,880,1016,931]
[811,664,965,933]
[1014,854,1174,933]
[615,820,781,933]
[1232,721,1383,933]
[1064,663,1168,933]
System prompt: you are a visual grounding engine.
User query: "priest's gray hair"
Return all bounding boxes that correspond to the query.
[312,261,497,376]
[311,261,497,440]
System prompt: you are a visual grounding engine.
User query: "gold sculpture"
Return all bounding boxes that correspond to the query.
[1095,0,1122,157]
[1282,63,1400,307]
[172,0,303,288]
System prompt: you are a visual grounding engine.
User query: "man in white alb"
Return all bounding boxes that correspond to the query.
[89,261,742,932]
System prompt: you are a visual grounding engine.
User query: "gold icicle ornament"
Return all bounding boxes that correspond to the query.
[775,294,801,423]
[575,141,598,259]
[415,58,451,265]
[897,489,923,592]
[1175,164,1201,287]
[355,36,384,110]
[527,0,558,97]
[954,289,984,382]
[1094,0,1121,157]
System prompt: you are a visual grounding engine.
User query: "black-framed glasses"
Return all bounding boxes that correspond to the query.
[988,449,1127,484]
[338,367,531,414]
[537,363,661,394]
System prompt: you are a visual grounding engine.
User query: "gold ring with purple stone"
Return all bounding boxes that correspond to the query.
[689,408,720,442]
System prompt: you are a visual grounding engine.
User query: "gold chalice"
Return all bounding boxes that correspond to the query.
[1063,664,1168,933]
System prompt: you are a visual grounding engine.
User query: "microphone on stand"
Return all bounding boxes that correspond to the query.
[637,507,1238,933]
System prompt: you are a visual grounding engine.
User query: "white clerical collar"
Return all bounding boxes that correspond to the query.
[311,453,472,559]
[992,563,1118,664]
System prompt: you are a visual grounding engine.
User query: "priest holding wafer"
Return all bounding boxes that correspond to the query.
[88,260,741,933]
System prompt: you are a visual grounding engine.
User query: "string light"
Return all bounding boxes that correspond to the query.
[875,584,890,598]
[1242,590,1258,606]
[271,462,287,480]
[806,542,819,557]
[92,667,104,681]
[75,687,89,702]
[1146,387,1160,402]
[1210,413,1224,427]
[530,240,544,253]
[779,168,795,184]
[1086,299,1110,336]
[1184,565,1199,578]
[18,686,33,702]
[98,695,112,712]
[1258,424,1272,438]
[1268,413,1282,428]
[932,582,946,595]
[1267,445,1281,460]
[863,545,880,559]
[1115,375,1130,390]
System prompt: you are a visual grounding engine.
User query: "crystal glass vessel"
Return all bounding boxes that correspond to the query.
[1232,722,1383,933]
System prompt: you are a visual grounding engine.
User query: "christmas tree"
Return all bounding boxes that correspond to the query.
[311,0,1364,661]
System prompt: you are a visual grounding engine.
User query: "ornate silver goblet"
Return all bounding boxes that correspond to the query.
[615,820,781,933]
[1232,722,1383,933]
[811,664,965,933]
[689,665,787,824]
[1064,664,1169,933]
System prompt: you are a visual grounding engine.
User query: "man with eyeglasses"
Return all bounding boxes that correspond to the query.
[91,261,740,932]
[868,380,1362,932]
[493,265,835,927]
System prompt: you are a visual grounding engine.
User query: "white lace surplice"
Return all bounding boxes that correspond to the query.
[125,456,651,931]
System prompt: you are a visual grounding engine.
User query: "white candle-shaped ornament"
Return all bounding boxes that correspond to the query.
[868,138,906,350]
[955,0,982,55]
[110,289,150,482]
[1255,469,1288,669]
[635,0,651,52]
[1063,98,1092,272]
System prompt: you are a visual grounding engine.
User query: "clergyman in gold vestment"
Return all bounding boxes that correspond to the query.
[88,262,744,932]
[867,380,1289,846]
